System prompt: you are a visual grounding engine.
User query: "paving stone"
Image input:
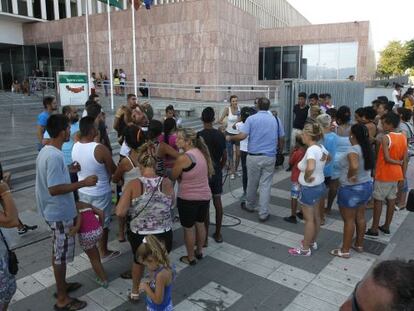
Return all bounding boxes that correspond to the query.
[87,287,125,310]
[16,275,45,296]
[267,270,308,292]
[291,293,338,311]
[302,283,348,306]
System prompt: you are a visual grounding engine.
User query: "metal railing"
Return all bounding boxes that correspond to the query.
[28,76,56,99]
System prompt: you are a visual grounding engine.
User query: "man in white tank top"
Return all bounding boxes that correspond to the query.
[72,116,120,261]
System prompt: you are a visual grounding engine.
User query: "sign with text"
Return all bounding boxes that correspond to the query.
[57,72,88,106]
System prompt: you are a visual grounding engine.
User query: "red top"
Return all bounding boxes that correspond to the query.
[290,147,306,182]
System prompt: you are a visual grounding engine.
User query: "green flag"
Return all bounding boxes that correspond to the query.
[97,0,123,10]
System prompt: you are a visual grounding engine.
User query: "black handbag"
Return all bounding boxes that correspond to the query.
[407,189,414,212]
[275,116,285,167]
[0,229,19,275]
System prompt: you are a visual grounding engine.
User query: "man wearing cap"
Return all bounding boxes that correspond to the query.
[227,97,281,222]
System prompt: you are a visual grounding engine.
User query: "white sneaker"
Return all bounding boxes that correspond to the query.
[230,174,235,180]
[301,240,318,250]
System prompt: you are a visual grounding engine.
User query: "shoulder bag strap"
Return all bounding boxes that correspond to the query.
[0,229,11,252]
[275,116,280,152]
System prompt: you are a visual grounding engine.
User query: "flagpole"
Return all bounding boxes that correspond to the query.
[131,2,137,95]
[85,0,91,94]
[107,0,114,110]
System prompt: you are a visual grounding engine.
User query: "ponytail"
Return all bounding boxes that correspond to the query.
[137,142,157,168]
[351,124,374,171]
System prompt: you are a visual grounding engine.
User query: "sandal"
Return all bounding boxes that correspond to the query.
[330,249,350,259]
[129,292,140,303]
[54,298,87,311]
[379,225,390,235]
[179,256,196,266]
[120,270,132,279]
[53,282,82,298]
[352,245,364,253]
[212,233,223,243]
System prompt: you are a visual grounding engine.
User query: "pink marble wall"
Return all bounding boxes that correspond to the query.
[22,1,374,101]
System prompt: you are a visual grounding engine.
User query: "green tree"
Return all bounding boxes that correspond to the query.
[377,41,406,76]
[402,39,414,69]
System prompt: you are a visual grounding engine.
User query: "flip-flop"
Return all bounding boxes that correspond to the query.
[330,249,350,259]
[54,298,87,311]
[194,250,203,260]
[118,238,126,243]
[120,270,132,279]
[101,250,121,263]
[179,256,196,266]
[53,282,82,298]
[212,233,223,243]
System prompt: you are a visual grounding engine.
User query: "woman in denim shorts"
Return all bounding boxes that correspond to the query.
[0,181,19,310]
[289,123,328,256]
[331,124,374,258]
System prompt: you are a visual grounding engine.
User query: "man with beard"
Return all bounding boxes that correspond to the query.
[36,96,58,151]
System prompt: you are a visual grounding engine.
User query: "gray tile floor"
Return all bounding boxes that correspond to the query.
[1,93,413,311]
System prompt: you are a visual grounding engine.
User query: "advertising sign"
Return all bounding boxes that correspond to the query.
[57,71,88,106]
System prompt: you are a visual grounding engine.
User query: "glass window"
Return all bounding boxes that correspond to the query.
[301,44,319,80]
[338,42,358,79]
[258,48,264,81]
[33,0,42,18]
[264,47,281,80]
[17,0,28,16]
[318,43,339,80]
[49,42,64,77]
[282,46,300,79]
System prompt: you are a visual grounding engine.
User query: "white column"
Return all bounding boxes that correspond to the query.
[123,0,127,9]
[26,0,33,16]
[53,0,59,19]
[0,0,3,12]
[76,0,81,16]
[65,0,71,17]
[87,0,92,14]
[11,0,18,14]
[97,1,102,13]
[40,0,47,19]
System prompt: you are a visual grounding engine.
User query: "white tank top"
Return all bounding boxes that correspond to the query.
[72,142,112,196]
[225,106,240,135]
[123,156,141,190]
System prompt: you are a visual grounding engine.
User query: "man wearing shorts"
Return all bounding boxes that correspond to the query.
[198,107,227,243]
[36,114,97,310]
[72,116,119,261]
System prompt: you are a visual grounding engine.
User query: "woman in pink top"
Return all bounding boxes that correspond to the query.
[70,202,108,288]
[170,128,214,265]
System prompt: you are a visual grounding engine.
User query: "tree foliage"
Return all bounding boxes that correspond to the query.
[402,40,414,69]
[377,41,406,76]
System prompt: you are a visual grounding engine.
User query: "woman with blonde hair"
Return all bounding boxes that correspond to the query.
[116,142,174,302]
[288,123,329,256]
[170,128,214,265]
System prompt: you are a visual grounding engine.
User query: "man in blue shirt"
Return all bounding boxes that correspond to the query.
[36,96,57,151]
[227,97,282,222]
[36,114,97,310]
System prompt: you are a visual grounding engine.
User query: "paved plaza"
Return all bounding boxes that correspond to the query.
[1,93,413,311]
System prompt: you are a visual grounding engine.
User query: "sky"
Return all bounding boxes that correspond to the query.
[287,0,414,59]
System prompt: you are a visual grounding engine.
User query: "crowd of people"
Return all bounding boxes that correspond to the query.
[1,89,414,310]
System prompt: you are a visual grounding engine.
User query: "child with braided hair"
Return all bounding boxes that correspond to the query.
[138,235,174,311]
